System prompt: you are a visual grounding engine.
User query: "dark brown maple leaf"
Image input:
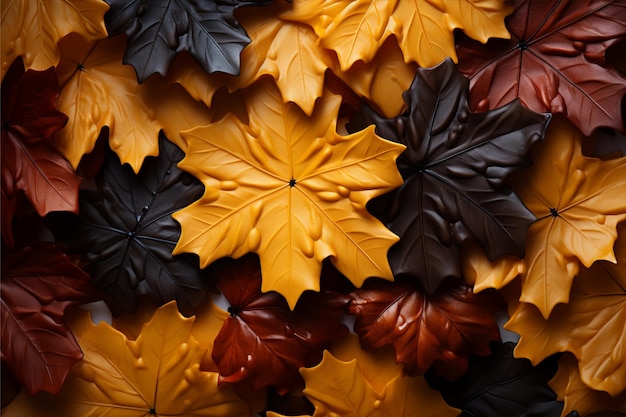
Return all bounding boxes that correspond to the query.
[348,59,550,294]
[1,58,80,248]
[348,277,503,379]
[210,254,349,394]
[0,242,101,395]
[456,0,626,136]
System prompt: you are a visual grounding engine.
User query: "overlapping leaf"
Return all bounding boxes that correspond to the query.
[299,335,460,417]
[173,79,405,308]
[348,59,549,294]
[284,0,512,70]
[550,354,626,417]
[206,254,348,393]
[507,116,626,318]
[1,59,79,247]
[2,302,252,417]
[348,277,503,379]
[0,242,100,395]
[63,134,209,316]
[505,222,626,396]
[104,0,272,82]
[0,0,109,80]
[456,0,626,135]
[427,342,565,417]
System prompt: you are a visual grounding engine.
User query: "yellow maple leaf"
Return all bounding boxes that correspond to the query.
[173,78,404,308]
[2,302,252,417]
[52,34,161,172]
[508,116,626,318]
[299,335,460,417]
[549,354,626,417]
[505,222,626,396]
[283,0,512,71]
[462,240,524,291]
[1,0,108,80]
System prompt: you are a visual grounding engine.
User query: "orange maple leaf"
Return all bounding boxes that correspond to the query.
[299,335,460,417]
[173,78,404,308]
[2,302,252,417]
[1,0,108,80]
[283,0,512,70]
[508,116,626,318]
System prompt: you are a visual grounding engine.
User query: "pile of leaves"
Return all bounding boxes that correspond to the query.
[2,0,625,416]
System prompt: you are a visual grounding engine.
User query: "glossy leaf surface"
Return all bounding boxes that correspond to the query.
[173,79,405,308]
[0,243,100,395]
[506,222,626,396]
[208,254,348,393]
[284,0,512,70]
[427,342,564,417]
[1,59,79,247]
[300,335,460,417]
[349,277,502,379]
[456,0,626,135]
[348,59,549,294]
[104,0,271,82]
[0,0,108,79]
[508,116,626,317]
[66,134,208,316]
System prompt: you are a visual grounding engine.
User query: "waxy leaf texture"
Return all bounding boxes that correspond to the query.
[456,0,626,135]
[348,59,549,294]
[0,0,109,79]
[65,134,209,316]
[349,277,503,379]
[2,302,252,417]
[508,116,626,318]
[104,0,272,82]
[1,60,80,247]
[300,335,460,417]
[506,222,626,396]
[284,0,512,70]
[208,254,348,393]
[1,243,100,395]
[427,342,565,417]
[173,79,405,308]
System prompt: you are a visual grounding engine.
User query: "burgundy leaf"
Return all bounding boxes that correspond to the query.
[0,242,101,394]
[210,254,349,394]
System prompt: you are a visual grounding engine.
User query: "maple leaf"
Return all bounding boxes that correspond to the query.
[505,222,626,396]
[299,335,460,417]
[52,34,162,173]
[549,354,626,417]
[0,242,101,395]
[60,133,209,316]
[1,58,80,247]
[348,58,550,294]
[462,239,525,292]
[427,342,565,417]
[0,0,109,80]
[103,0,272,82]
[205,254,348,394]
[2,302,253,417]
[173,78,405,308]
[456,0,626,136]
[348,277,503,379]
[506,116,626,318]
[283,0,512,70]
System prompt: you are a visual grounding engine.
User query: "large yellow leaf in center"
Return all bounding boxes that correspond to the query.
[173,79,404,308]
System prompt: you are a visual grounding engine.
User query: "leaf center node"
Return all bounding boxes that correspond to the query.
[289,178,297,187]
[549,207,560,217]
[517,41,529,50]
[149,407,157,415]
[227,306,239,317]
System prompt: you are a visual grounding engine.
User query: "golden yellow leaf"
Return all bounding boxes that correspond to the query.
[549,354,626,417]
[299,335,460,417]
[2,302,252,417]
[284,0,512,70]
[173,78,404,308]
[506,222,626,396]
[52,34,161,173]
[0,0,108,80]
[508,116,626,318]
[462,239,524,291]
